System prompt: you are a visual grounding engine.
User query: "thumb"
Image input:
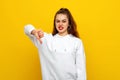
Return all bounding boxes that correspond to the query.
[39,39,42,44]
[34,32,40,39]
[35,32,42,44]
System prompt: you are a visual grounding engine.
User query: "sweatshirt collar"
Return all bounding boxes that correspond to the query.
[55,33,72,38]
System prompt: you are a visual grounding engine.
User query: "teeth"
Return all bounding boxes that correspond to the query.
[58,26,63,30]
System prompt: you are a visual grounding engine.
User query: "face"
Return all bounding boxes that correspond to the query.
[55,14,69,36]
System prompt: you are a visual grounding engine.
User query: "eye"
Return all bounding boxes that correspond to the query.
[62,20,66,23]
[56,20,60,23]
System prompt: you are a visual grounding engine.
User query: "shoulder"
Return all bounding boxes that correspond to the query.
[70,35,82,43]
[70,35,84,48]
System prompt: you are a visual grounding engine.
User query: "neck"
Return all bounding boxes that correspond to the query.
[58,32,68,36]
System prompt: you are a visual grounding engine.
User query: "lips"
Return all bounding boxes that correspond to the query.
[58,26,64,30]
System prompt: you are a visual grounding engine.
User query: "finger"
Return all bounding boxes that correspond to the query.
[38,30,44,38]
[34,32,40,39]
[39,38,42,44]
[35,29,43,44]
[40,32,44,38]
[35,33,42,44]
[39,32,44,38]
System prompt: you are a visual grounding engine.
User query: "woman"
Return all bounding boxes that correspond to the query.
[24,8,86,80]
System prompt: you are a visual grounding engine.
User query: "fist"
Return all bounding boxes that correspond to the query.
[31,29,44,44]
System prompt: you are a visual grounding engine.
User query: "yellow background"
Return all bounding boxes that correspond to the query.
[0,0,120,80]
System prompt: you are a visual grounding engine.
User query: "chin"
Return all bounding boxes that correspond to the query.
[58,30,64,33]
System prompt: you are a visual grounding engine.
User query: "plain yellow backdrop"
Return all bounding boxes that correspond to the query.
[0,0,120,80]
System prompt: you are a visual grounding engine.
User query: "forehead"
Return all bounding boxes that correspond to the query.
[55,14,68,20]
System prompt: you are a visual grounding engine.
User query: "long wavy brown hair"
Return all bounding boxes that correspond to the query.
[52,8,80,38]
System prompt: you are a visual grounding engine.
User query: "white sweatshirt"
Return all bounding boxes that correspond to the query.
[24,24,86,80]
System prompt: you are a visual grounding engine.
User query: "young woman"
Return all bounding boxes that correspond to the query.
[24,8,86,80]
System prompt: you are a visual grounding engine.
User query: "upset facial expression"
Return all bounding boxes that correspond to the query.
[55,14,69,35]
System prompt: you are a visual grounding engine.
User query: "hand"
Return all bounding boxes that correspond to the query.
[31,29,44,44]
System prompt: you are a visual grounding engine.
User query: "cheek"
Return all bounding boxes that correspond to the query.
[55,22,59,27]
[64,23,69,28]
[56,23,59,26]
[55,24,59,30]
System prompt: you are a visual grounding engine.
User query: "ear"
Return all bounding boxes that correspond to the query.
[68,25,71,29]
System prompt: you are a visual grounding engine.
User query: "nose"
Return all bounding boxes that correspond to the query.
[59,21,63,26]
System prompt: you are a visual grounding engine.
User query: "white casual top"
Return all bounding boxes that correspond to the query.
[24,24,86,80]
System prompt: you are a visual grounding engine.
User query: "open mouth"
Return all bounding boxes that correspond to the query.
[58,26,64,30]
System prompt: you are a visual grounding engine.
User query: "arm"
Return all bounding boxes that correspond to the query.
[24,24,44,48]
[76,40,87,80]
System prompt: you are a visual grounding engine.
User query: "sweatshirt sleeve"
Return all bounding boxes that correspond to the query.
[24,24,40,48]
[76,39,87,80]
